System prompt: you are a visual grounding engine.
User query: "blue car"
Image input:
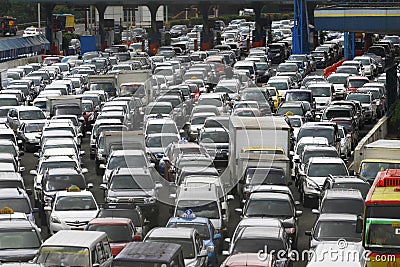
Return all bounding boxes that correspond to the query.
[166,213,222,267]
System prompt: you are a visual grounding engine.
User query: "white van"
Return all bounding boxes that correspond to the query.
[34,230,113,267]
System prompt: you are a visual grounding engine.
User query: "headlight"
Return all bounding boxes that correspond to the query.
[144,197,156,203]
[285,228,296,234]
[51,216,61,224]
[97,153,103,160]
[306,179,319,190]
[44,195,53,204]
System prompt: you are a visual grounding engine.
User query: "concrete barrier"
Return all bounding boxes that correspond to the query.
[0,55,41,70]
[352,116,388,171]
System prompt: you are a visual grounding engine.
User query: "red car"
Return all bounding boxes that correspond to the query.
[86,217,141,256]
[82,99,98,131]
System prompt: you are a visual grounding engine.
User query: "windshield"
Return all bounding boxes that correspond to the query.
[120,84,144,97]
[146,135,179,148]
[215,85,237,94]
[366,223,400,248]
[25,123,44,133]
[146,105,172,115]
[323,109,351,119]
[327,75,348,85]
[191,116,208,125]
[55,195,97,211]
[298,128,334,144]
[303,150,338,164]
[39,161,77,174]
[87,224,131,242]
[314,221,361,242]
[82,103,93,112]
[349,80,367,88]
[198,98,222,107]
[54,106,81,116]
[286,92,311,102]
[19,110,45,120]
[0,145,16,156]
[359,162,400,181]
[146,123,177,135]
[200,131,229,143]
[245,199,293,217]
[233,238,285,254]
[347,94,370,104]
[308,163,347,177]
[110,175,153,190]
[321,199,364,215]
[0,99,18,106]
[242,91,266,101]
[278,64,298,72]
[246,169,285,185]
[176,200,220,219]
[267,81,288,91]
[37,246,90,266]
[336,67,358,75]
[168,222,210,239]
[44,175,85,192]
[90,82,116,96]
[108,155,146,170]
[310,86,331,97]
[0,198,30,213]
[277,106,304,116]
[0,180,22,188]
[0,229,40,249]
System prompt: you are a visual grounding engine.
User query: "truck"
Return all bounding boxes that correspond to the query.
[96,130,144,173]
[117,70,153,105]
[88,75,119,99]
[227,116,291,192]
[354,139,400,183]
[46,95,82,118]
[0,16,17,36]
[53,14,75,32]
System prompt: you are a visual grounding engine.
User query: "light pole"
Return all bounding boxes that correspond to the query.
[38,3,40,32]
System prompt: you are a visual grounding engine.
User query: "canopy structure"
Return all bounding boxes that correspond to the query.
[0,35,50,62]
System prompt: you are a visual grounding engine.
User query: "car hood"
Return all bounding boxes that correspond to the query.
[25,132,40,140]
[315,97,331,105]
[20,119,46,125]
[201,143,229,150]
[111,242,129,256]
[53,210,98,222]
[308,176,329,187]
[0,248,39,262]
[108,189,154,198]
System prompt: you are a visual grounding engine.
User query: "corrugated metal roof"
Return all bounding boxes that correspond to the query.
[0,35,49,61]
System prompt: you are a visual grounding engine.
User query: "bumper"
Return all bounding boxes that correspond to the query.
[364,110,372,119]
[50,222,87,235]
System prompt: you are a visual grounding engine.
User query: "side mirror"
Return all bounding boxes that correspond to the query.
[169,193,177,199]
[311,209,320,214]
[80,151,86,156]
[33,152,40,158]
[224,237,231,243]
[87,183,94,189]
[155,183,163,190]
[133,234,142,241]
[30,170,37,176]
[305,230,312,236]
[19,151,24,156]
[222,251,230,256]
[199,249,209,257]
[295,210,303,217]
[43,206,52,212]
[81,168,88,174]
[214,233,222,240]
[19,167,25,173]
[356,215,363,233]
[99,184,107,190]
[227,195,234,201]
[99,164,106,169]
[26,188,32,195]
[294,201,301,206]
[234,208,242,215]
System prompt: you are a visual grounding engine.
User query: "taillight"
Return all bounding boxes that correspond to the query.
[133,235,142,241]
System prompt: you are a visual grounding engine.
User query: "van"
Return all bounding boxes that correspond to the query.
[113,242,185,267]
[34,230,113,267]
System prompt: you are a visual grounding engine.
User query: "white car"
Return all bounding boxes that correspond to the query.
[23,27,41,37]
[47,187,98,235]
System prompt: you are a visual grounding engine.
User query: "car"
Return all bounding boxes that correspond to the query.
[86,217,141,256]
[167,215,222,266]
[357,87,385,118]
[47,186,98,235]
[0,188,37,223]
[22,26,41,37]
[346,92,377,123]
[305,213,363,249]
[320,176,371,199]
[240,87,274,115]
[96,203,147,238]
[277,101,312,120]
[100,167,162,221]
[100,149,152,183]
[235,190,302,248]
[144,117,179,137]
[338,125,352,160]
[198,127,229,167]
[346,76,370,93]
[16,122,44,152]
[306,83,335,116]
[299,157,349,207]
[0,171,28,191]
[0,207,42,262]
[297,122,341,153]
[327,73,350,100]
[144,227,209,267]
[224,226,292,267]
[313,188,365,217]
[221,253,277,267]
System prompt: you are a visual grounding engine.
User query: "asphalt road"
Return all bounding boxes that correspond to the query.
[21,114,374,267]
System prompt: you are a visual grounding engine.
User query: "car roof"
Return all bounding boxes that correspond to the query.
[111,149,145,156]
[238,226,282,239]
[115,242,182,263]
[309,157,344,164]
[168,216,210,224]
[249,191,291,201]
[0,188,28,198]
[324,188,363,199]
[238,217,283,228]
[147,227,195,239]
[0,171,23,180]
[0,219,37,230]
[88,217,132,225]
[42,230,106,247]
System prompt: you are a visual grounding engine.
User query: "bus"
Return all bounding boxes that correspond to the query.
[363,169,400,266]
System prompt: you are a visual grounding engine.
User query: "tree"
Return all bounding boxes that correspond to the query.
[0,0,11,16]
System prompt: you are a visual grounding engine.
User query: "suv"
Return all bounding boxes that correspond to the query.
[312,189,365,217]
[346,92,376,123]
[321,175,371,199]
[0,188,37,223]
[299,157,348,207]
[100,167,162,221]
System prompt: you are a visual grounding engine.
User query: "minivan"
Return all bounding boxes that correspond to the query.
[35,230,113,267]
[113,242,185,267]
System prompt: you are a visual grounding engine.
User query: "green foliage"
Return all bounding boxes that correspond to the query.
[389,100,400,135]
[62,32,80,52]
[0,0,11,17]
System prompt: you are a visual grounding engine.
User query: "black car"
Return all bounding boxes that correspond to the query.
[320,176,371,199]
[169,25,188,37]
[100,167,162,222]
[255,62,272,83]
